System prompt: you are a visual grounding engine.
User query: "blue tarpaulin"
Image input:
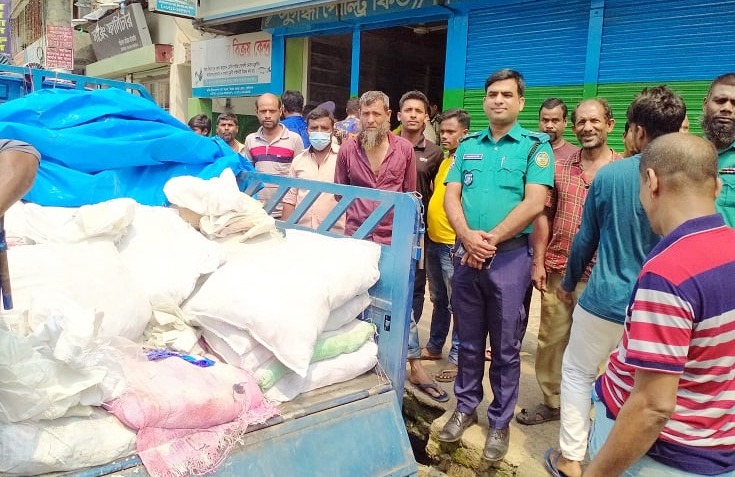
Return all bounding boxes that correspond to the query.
[0,87,253,206]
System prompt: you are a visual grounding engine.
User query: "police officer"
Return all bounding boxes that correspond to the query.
[437,69,553,461]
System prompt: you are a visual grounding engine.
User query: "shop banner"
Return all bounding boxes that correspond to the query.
[191,31,272,98]
[149,0,196,18]
[90,3,152,61]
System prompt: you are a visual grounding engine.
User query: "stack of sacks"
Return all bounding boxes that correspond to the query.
[0,314,140,474]
[116,203,225,351]
[185,228,381,391]
[104,355,278,477]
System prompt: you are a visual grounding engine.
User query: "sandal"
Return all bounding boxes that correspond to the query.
[435,364,458,382]
[516,403,560,425]
[544,448,570,477]
[412,381,450,403]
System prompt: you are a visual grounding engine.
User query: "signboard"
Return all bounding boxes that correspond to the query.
[45,25,74,71]
[0,0,10,56]
[262,0,452,29]
[90,3,152,61]
[191,31,272,98]
[149,0,196,18]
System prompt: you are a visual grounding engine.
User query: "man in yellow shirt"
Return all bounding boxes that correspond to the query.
[423,109,470,382]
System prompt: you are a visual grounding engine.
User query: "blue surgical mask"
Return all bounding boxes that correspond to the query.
[309,131,332,151]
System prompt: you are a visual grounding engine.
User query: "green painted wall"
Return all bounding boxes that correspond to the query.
[456,81,709,153]
[284,38,305,93]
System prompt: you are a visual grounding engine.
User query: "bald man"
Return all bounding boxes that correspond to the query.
[244,93,304,217]
[586,133,735,477]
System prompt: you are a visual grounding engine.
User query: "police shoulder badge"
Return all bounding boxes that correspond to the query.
[463,170,474,186]
[535,151,550,168]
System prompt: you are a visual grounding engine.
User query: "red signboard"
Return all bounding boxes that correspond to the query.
[46,25,74,70]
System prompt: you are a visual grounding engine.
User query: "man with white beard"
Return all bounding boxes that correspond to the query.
[701,73,735,227]
[335,90,450,403]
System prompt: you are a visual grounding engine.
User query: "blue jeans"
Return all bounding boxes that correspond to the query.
[425,237,459,365]
[589,394,734,476]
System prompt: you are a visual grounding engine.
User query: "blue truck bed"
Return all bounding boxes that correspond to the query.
[60,171,421,476]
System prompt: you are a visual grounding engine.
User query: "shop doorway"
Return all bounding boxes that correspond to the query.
[306,21,447,125]
[360,22,446,128]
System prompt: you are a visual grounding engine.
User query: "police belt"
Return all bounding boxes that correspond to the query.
[495,234,528,254]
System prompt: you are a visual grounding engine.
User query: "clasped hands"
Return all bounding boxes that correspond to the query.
[459,230,497,270]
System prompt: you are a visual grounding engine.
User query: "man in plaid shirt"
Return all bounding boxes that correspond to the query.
[516,98,620,427]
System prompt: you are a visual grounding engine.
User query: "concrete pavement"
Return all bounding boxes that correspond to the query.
[406,289,560,477]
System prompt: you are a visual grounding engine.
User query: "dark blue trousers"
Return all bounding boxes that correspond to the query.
[451,245,531,429]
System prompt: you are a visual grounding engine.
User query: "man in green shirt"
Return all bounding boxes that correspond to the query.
[702,73,735,227]
[437,69,553,461]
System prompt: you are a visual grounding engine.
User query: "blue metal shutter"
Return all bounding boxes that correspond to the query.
[597,0,735,143]
[463,0,590,131]
[598,0,735,84]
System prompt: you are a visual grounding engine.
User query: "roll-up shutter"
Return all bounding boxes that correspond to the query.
[463,0,590,132]
[598,0,735,146]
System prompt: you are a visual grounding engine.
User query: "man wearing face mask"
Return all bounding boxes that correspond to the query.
[282,107,345,233]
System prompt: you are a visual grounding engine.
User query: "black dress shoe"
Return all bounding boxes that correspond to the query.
[483,426,509,461]
[437,409,478,443]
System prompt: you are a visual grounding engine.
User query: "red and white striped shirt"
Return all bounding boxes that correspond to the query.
[596,214,735,475]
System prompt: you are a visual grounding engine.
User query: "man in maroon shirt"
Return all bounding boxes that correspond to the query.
[335,90,449,402]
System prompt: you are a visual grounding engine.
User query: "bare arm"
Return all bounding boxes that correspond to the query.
[0,150,39,216]
[584,371,678,477]
[530,210,552,292]
[281,203,295,221]
[488,183,548,244]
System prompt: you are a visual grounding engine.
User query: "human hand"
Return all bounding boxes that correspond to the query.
[556,287,574,306]
[532,262,547,292]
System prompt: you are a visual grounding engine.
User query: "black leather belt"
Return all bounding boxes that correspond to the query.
[495,235,528,254]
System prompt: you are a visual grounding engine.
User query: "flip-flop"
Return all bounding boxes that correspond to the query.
[435,364,458,382]
[544,448,570,477]
[516,404,561,425]
[420,348,442,360]
[413,382,450,403]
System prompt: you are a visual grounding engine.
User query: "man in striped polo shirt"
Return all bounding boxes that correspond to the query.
[586,133,735,477]
[244,92,305,218]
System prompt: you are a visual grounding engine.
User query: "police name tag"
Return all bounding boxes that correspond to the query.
[463,153,483,160]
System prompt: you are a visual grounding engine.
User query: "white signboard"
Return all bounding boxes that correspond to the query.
[191,31,272,98]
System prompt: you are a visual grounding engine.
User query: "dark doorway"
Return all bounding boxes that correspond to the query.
[360,22,447,128]
[308,34,352,120]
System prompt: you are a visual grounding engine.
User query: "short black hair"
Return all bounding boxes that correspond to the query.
[571,98,613,125]
[627,86,686,141]
[281,90,304,114]
[216,112,238,126]
[485,69,525,97]
[306,107,334,126]
[438,108,470,130]
[345,97,360,115]
[539,98,569,120]
[706,73,735,98]
[398,90,430,112]
[187,113,211,132]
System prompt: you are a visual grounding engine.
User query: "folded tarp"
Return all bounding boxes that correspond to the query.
[0,88,253,206]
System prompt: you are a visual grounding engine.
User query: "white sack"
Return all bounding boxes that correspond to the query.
[0,407,136,475]
[184,229,380,376]
[117,204,224,308]
[4,241,151,340]
[323,292,372,332]
[264,340,378,403]
[4,198,135,244]
[0,323,130,423]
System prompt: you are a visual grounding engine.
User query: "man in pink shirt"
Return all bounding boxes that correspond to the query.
[335,90,448,402]
[282,107,345,233]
